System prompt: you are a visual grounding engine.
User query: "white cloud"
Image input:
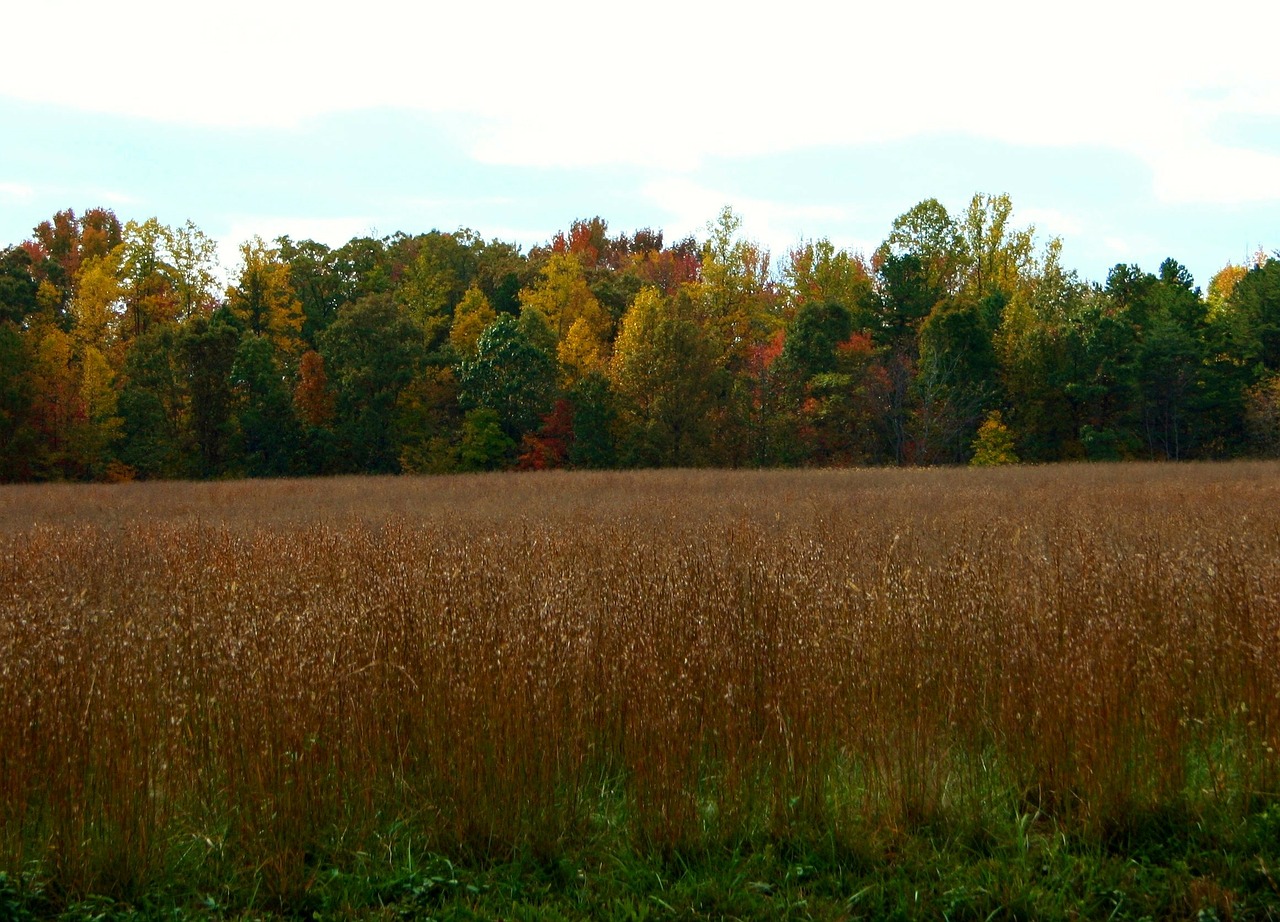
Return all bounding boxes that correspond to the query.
[222,216,378,248]
[641,177,865,257]
[1147,143,1280,204]
[94,189,140,207]
[0,182,35,202]
[216,215,378,279]
[0,182,135,207]
[5,0,1280,204]
[1103,236,1137,258]
[1018,207,1085,239]
[404,195,519,211]
[475,225,557,250]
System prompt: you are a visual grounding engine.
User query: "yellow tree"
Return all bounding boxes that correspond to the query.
[69,257,127,475]
[119,218,180,337]
[227,237,305,361]
[959,193,1036,302]
[70,217,219,345]
[609,288,662,401]
[26,326,83,474]
[168,220,221,322]
[970,410,1019,466]
[558,315,606,385]
[70,251,126,361]
[449,285,496,359]
[20,247,134,477]
[77,344,123,475]
[690,207,779,372]
[1207,263,1248,318]
[519,252,611,346]
[782,238,873,323]
[609,287,718,465]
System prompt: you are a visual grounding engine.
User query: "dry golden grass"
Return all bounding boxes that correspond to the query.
[1,463,1278,902]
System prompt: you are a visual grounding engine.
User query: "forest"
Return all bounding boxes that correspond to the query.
[1,194,1278,482]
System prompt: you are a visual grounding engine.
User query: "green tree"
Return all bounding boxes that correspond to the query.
[1129,259,1213,459]
[119,218,180,338]
[319,294,427,472]
[394,363,463,475]
[1244,373,1280,456]
[118,325,189,478]
[780,327,888,467]
[168,220,221,322]
[0,246,40,325]
[397,231,480,351]
[457,407,516,471]
[330,236,393,306]
[996,238,1092,461]
[915,300,1000,463]
[179,308,242,476]
[457,314,557,441]
[868,251,948,463]
[232,333,300,476]
[778,300,854,382]
[469,233,528,316]
[0,323,37,480]
[872,252,946,345]
[876,199,965,298]
[567,371,617,468]
[1226,256,1280,373]
[277,237,344,346]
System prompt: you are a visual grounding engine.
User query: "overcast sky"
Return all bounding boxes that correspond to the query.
[3,0,1279,287]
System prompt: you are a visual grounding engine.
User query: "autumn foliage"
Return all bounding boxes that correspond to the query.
[2,200,1279,482]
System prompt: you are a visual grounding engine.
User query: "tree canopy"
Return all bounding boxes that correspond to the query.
[1,201,1276,481]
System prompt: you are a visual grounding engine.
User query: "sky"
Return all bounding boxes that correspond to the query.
[3,0,1280,289]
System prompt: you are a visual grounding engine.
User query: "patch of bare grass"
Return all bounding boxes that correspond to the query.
[1,463,1278,906]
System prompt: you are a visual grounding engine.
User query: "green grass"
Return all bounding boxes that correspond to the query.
[4,801,1279,919]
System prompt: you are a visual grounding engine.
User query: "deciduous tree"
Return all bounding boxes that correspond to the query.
[610,287,719,466]
[226,237,305,360]
[519,252,611,346]
[876,199,965,298]
[449,285,496,359]
[320,294,427,473]
[179,308,242,476]
[457,313,557,440]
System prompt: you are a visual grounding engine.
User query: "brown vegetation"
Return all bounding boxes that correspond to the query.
[1,464,1278,903]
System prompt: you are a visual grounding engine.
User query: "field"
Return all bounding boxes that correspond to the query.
[2,464,1279,920]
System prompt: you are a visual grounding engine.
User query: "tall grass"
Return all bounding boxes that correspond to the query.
[1,464,1278,906]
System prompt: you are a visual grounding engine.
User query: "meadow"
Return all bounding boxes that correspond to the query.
[1,464,1279,919]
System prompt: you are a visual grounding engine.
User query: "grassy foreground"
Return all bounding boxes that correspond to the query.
[1,464,1279,919]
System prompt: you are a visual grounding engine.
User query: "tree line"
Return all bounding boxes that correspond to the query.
[2,195,1278,482]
